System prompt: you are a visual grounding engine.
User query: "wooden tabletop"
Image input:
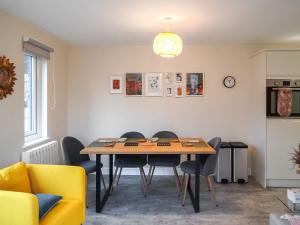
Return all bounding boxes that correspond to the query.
[80,138,216,155]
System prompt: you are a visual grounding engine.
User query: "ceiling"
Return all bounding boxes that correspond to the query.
[1,0,300,45]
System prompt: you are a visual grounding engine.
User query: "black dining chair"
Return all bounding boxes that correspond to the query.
[180,137,221,207]
[110,131,148,196]
[147,131,182,195]
[61,136,106,205]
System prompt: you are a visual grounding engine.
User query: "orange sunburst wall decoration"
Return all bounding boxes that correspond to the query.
[0,55,17,100]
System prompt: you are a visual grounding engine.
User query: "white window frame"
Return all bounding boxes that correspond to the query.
[24,53,48,144]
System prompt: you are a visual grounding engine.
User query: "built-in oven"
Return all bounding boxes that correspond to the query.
[266,79,300,117]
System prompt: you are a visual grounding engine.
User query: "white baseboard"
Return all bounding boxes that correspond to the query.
[267,179,300,187]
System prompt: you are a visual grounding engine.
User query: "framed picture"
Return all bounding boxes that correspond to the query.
[175,72,184,83]
[126,73,143,96]
[164,72,173,85]
[165,86,173,97]
[186,73,204,96]
[175,85,184,98]
[110,76,123,94]
[145,72,163,96]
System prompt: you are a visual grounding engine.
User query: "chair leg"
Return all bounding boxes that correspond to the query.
[110,167,119,194]
[147,165,153,182]
[141,167,148,185]
[173,167,181,196]
[181,172,186,188]
[100,169,106,191]
[116,167,123,185]
[148,166,155,185]
[204,176,211,192]
[139,167,147,197]
[182,174,189,206]
[207,176,218,207]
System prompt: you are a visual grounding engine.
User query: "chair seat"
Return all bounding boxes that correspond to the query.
[74,160,102,175]
[115,156,147,168]
[148,155,180,167]
[180,160,204,175]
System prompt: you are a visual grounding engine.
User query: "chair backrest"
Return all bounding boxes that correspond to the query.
[152,131,178,139]
[202,137,222,176]
[117,132,146,160]
[121,131,145,139]
[62,136,90,165]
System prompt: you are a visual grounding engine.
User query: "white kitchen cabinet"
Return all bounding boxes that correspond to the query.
[267,119,300,180]
[252,49,300,187]
[267,51,300,76]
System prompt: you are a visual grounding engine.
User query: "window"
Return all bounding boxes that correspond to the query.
[24,54,37,136]
[24,53,47,143]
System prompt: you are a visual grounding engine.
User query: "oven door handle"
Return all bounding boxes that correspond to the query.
[271,88,300,91]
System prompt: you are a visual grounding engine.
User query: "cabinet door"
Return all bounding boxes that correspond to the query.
[267,119,300,179]
[267,51,300,76]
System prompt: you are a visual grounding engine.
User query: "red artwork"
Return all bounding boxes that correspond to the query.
[113,79,120,89]
[126,73,143,96]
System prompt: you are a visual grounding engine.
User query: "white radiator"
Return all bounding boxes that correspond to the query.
[22,141,61,164]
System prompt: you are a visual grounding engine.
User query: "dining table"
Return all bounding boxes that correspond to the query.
[80,137,215,213]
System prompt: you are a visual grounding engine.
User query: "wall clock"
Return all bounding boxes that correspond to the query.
[0,55,17,100]
[223,75,236,88]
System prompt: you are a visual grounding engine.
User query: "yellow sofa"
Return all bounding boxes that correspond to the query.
[0,162,86,225]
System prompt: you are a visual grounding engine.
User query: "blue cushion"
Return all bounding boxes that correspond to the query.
[36,193,62,219]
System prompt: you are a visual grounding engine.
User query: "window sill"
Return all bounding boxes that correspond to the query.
[23,137,50,149]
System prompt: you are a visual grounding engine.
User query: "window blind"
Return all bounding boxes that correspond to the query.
[23,36,54,60]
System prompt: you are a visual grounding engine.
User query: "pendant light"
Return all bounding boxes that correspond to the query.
[153,17,183,58]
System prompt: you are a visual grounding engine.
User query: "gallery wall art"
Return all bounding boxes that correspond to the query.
[145,72,163,96]
[186,73,204,96]
[164,72,173,85]
[110,76,123,94]
[175,85,184,97]
[109,72,205,97]
[175,72,184,83]
[125,73,143,96]
[165,86,173,97]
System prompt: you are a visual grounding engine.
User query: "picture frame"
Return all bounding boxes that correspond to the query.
[165,86,173,97]
[175,72,184,83]
[109,75,123,94]
[186,73,204,96]
[175,85,184,98]
[164,72,173,85]
[145,72,163,96]
[125,73,143,96]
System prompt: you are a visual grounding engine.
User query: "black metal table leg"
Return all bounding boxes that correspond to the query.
[109,154,113,191]
[96,154,102,212]
[95,154,112,213]
[194,154,200,212]
[187,154,191,161]
[187,154,200,213]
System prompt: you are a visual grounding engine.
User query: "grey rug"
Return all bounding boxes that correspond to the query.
[84,175,289,225]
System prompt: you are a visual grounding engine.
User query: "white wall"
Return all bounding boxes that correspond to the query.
[0,11,68,168]
[67,44,264,176]
[250,51,267,187]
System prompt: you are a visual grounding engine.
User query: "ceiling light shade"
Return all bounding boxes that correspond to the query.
[153,32,183,58]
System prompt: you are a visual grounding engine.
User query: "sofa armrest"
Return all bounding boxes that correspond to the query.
[0,190,39,225]
[26,164,86,222]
